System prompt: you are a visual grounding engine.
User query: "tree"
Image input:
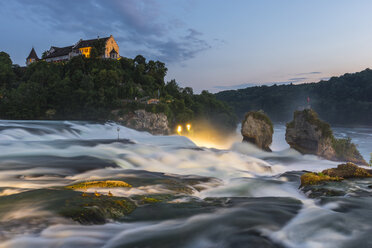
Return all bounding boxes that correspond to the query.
[134,55,146,65]
[0,52,15,89]
[90,39,106,59]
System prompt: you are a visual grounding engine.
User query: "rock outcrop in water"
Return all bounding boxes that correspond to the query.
[300,162,372,187]
[286,109,367,165]
[241,111,273,151]
[322,162,372,178]
[112,109,170,135]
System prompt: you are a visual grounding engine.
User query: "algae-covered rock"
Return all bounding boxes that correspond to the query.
[322,163,372,178]
[66,180,132,190]
[300,172,342,187]
[0,189,136,225]
[58,194,136,224]
[241,111,273,151]
[300,163,371,188]
[286,109,366,165]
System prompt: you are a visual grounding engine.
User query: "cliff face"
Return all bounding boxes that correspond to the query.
[114,109,170,135]
[241,111,273,151]
[286,109,367,165]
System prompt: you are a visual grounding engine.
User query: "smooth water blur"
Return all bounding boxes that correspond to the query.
[0,120,371,248]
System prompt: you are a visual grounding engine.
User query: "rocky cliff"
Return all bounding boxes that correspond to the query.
[113,109,170,135]
[241,111,273,151]
[286,109,366,165]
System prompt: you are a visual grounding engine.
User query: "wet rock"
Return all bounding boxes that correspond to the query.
[286,109,366,165]
[66,180,132,190]
[241,111,273,151]
[302,186,346,198]
[113,109,170,135]
[300,163,371,189]
[322,162,372,178]
[0,189,136,225]
[300,172,342,187]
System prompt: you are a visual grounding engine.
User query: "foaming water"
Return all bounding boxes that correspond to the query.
[0,120,371,248]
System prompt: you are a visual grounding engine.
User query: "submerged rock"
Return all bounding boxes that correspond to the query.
[286,109,366,165]
[241,111,273,151]
[112,109,170,135]
[0,189,136,225]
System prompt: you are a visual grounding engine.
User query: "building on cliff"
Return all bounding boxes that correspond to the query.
[26,48,40,66]
[26,35,120,65]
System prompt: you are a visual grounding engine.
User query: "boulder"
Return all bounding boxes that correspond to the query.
[300,172,342,187]
[322,162,372,178]
[286,109,367,165]
[241,111,273,151]
[300,162,372,187]
[114,109,170,135]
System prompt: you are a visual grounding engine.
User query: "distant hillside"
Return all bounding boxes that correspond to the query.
[216,69,372,125]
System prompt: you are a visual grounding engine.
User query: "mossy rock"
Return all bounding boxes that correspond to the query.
[65,180,132,190]
[286,109,366,165]
[331,138,366,165]
[242,110,274,133]
[0,189,136,225]
[322,163,372,178]
[289,109,333,139]
[300,172,343,187]
[58,194,136,224]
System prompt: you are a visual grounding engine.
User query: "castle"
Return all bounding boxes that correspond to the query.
[26,35,120,66]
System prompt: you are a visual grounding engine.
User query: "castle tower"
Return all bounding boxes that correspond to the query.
[26,48,39,66]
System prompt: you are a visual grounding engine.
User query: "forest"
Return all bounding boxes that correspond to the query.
[0,52,237,132]
[216,70,372,125]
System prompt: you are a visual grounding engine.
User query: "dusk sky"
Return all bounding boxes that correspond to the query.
[1,0,372,92]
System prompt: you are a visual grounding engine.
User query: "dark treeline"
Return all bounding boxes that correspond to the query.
[216,70,372,125]
[0,52,237,132]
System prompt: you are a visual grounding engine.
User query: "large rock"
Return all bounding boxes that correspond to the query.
[322,162,372,178]
[300,162,372,188]
[286,109,366,165]
[114,109,170,135]
[241,111,273,151]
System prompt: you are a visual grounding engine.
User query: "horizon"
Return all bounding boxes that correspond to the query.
[1,0,372,93]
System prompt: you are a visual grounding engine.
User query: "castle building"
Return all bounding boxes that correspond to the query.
[26,48,39,66]
[26,35,120,65]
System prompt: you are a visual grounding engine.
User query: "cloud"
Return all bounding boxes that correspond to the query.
[214,83,262,90]
[8,0,210,63]
[295,71,321,76]
[288,77,307,82]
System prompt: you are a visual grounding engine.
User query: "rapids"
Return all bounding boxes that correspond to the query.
[0,120,371,248]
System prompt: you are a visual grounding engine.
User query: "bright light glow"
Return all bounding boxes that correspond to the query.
[177,120,241,149]
[186,124,191,131]
[177,125,182,134]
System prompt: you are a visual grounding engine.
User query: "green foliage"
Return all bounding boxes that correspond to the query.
[0,52,237,132]
[90,39,106,58]
[0,51,16,89]
[332,137,364,162]
[216,69,372,125]
[369,153,372,167]
[286,109,333,139]
[301,109,333,138]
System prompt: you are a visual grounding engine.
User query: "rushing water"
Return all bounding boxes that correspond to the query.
[0,120,371,248]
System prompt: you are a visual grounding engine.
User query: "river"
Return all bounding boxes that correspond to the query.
[0,120,371,248]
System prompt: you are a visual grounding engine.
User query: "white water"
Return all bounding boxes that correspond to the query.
[0,120,371,248]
